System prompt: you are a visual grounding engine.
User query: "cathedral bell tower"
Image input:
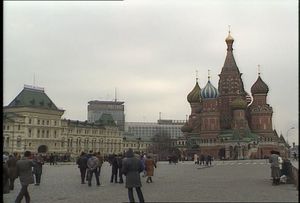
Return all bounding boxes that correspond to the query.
[218,29,247,129]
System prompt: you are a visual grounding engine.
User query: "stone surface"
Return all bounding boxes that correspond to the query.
[3,159,298,203]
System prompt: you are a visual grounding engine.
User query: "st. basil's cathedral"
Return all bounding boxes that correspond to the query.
[181,31,288,160]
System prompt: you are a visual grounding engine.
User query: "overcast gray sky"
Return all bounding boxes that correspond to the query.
[4,0,298,144]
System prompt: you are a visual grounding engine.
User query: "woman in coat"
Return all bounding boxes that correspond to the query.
[145,155,157,183]
[122,148,145,203]
[269,150,280,185]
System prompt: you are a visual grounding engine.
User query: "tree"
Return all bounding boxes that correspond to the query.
[148,129,173,160]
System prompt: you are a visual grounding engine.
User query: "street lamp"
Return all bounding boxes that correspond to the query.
[286,127,295,146]
[137,137,141,154]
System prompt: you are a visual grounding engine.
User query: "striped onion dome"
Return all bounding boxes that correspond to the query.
[251,75,269,94]
[231,96,247,110]
[201,79,218,99]
[187,81,201,103]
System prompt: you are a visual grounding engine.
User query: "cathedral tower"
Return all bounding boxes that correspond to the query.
[249,71,273,133]
[218,31,247,129]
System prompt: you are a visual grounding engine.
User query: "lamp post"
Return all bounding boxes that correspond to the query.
[137,137,141,154]
[286,127,295,158]
[286,127,295,146]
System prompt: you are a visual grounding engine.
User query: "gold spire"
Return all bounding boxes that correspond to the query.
[196,70,199,82]
[226,25,234,41]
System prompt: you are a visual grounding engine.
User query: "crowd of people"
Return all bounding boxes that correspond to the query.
[193,153,213,166]
[3,148,296,202]
[75,149,158,202]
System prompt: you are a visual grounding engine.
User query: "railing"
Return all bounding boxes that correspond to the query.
[290,161,298,189]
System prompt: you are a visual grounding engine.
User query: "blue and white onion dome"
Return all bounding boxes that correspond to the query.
[201,77,219,99]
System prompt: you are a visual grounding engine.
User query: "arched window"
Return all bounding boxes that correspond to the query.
[17,137,21,147]
[6,137,9,147]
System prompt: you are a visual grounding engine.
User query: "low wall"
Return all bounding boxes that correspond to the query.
[291,163,298,189]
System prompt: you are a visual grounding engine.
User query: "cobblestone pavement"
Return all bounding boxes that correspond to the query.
[3,159,298,203]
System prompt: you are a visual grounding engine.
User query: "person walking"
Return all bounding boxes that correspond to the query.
[207,155,212,166]
[32,154,44,185]
[87,152,100,187]
[76,152,88,184]
[49,153,54,165]
[269,150,280,185]
[3,159,10,194]
[122,148,145,203]
[200,154,205,165]
[145,155,157,183]
[194,154,198,165]
[110,154,119,183]
[117,154,124,184]
[141,154,147,177]
[7,154,18,190]
[15,151,35,203]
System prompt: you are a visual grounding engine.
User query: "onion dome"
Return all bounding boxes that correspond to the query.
[245,91,252,105]
[225,32,234,43]
[225,29,234,51]
[201,74,218,99]
[187,80,201,103]
[231,97,247,110]
[181,122,193,133]
[251,75,269,94]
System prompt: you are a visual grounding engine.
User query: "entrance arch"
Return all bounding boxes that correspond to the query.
[38,145,48,153]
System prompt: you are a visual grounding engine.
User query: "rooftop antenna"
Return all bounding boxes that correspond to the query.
[33,73,36,87]
[196,70,199,82]
[258,64,261,76]
[159,112,162,120]
[114,87,117,102]
[208,69,211,81]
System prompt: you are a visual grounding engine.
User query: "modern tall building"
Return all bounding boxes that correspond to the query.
[87,100,125,131]
[125,119,185,140]
[3,85,123,157]
[181,31,288,160]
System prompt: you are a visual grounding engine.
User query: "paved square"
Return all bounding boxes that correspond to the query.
[3,160,298,202]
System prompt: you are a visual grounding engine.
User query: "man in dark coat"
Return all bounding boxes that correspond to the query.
[117,154,124,184]
[7,154,18,190]
[32,154,44,185]
[110,154,119,183]
[49,153,54,165]
[76,152,88,184]
[122,148,145,203]
[15,151,34,203]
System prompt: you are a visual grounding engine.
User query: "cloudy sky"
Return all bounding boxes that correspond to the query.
[4,0,298,144]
